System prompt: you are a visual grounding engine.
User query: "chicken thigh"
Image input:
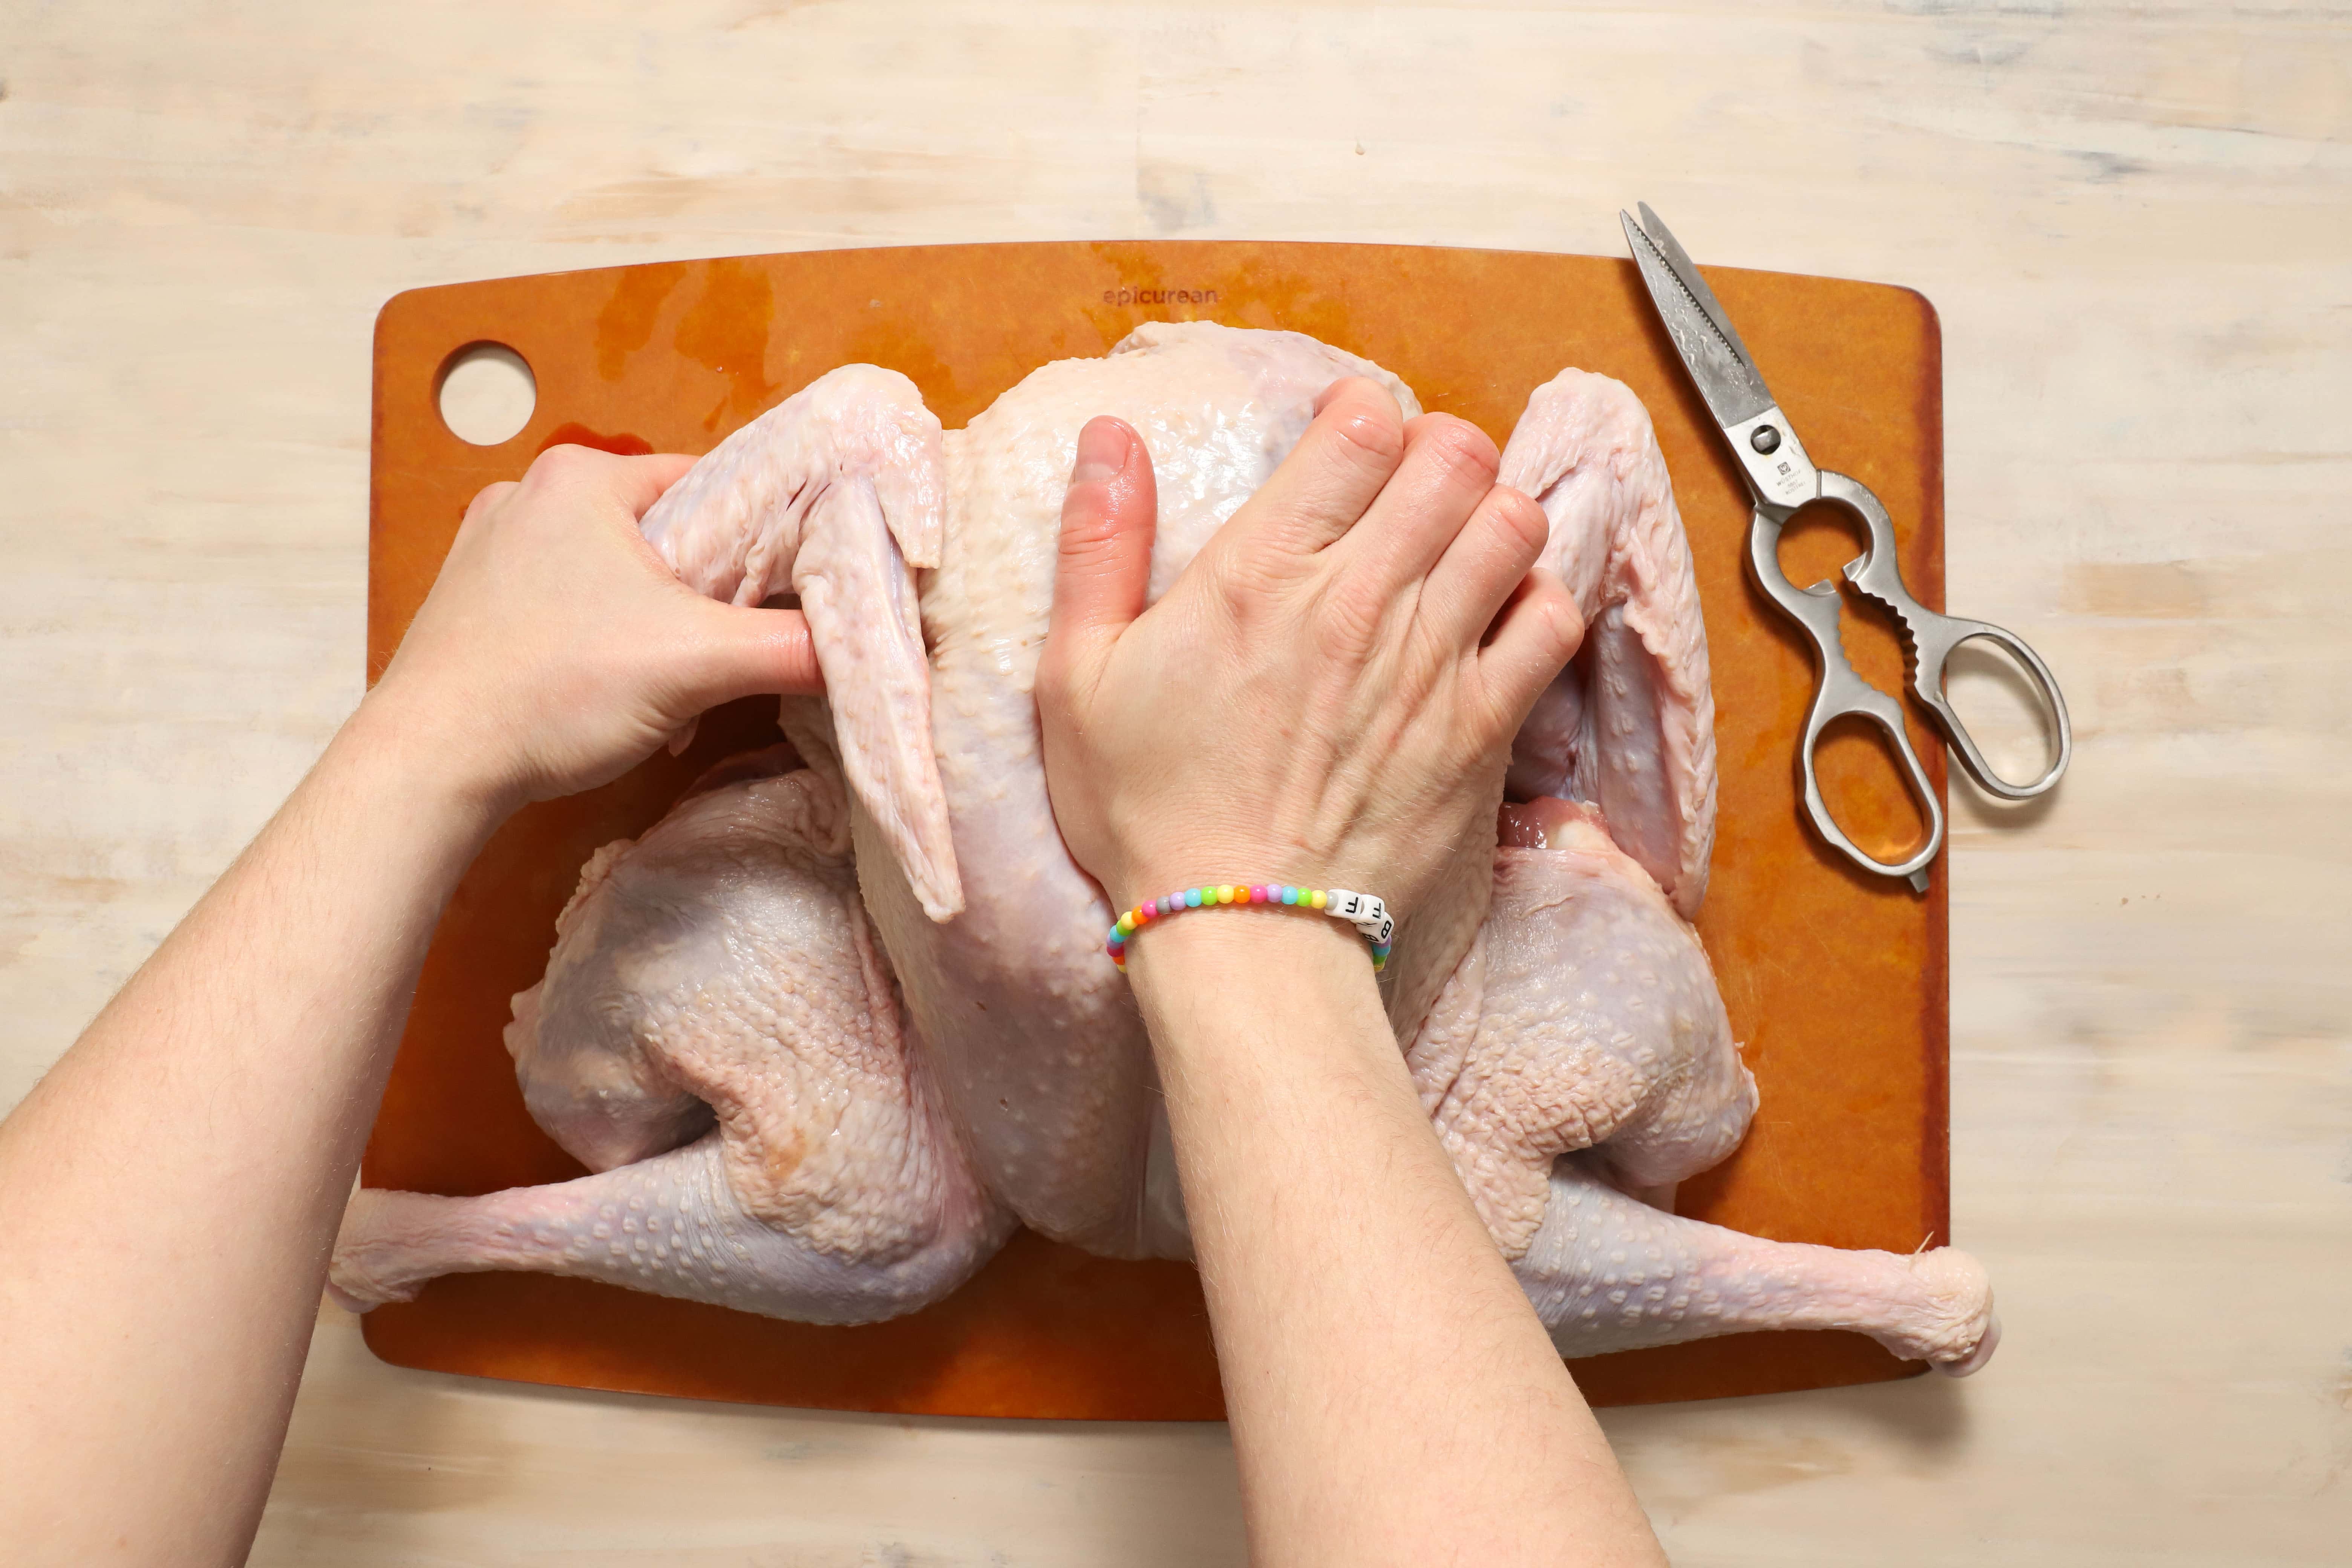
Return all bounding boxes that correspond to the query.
[334,323,1997,1377]
[330,747,1010,1322]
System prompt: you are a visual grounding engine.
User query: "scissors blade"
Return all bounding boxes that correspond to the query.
[1620,205,1776,430]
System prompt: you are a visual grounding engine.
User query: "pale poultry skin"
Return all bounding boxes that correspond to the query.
[332,323,1997,1377]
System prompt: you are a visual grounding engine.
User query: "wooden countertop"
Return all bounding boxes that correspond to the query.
[4,3,2346,1561]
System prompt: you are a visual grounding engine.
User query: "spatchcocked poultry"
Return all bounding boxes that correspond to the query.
[331,323,1999,1376]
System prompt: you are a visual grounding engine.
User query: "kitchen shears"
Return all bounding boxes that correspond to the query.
[1621,204,2071,893]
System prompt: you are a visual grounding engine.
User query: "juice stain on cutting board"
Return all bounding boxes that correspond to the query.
[596,260,689,381]
[675,257,781,431]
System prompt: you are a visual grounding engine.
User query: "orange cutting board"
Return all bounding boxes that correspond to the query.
[364,241,1949,1417]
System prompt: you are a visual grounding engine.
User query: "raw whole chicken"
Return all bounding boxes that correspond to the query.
[332,323,1998,1378]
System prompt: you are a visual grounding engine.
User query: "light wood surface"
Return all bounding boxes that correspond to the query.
[3,2,2345,1562]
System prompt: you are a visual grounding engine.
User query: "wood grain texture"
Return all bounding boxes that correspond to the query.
[3,1,2346,1561]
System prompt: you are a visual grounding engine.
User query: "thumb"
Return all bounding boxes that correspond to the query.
[672,602,826,713]
[1046,417,1158,677]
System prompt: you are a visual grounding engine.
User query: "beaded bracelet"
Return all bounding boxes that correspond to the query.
[1105,884,1396,972]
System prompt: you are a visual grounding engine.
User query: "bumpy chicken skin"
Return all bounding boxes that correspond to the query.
[332,324,1997,1378]
[332,750,1009,1323]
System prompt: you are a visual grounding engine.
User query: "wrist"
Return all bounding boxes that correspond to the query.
[335,684,517,840]
[1122,903,1372,1011]
[1122,906,1404,1092]
[1106,877,1396,972]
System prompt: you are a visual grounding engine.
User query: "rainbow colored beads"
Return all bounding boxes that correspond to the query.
[1104,883,1393,974]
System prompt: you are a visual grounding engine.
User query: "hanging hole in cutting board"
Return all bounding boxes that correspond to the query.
[437,341,537,446]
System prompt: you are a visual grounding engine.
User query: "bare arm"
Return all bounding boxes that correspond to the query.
[1135,920,1658,1565]
[0,446,819,1567]
[1037,394,1666,1565]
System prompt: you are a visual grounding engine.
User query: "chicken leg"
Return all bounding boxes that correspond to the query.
[1516,1154,1999,1374]
[332,758,1011,1321]
[1410,796,1756,1259]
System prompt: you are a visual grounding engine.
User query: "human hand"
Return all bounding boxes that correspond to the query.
[365,445,822,814]
[1036,381,1581,922]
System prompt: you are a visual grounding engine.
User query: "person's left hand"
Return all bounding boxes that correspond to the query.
[364,444,822,813]
[1037,390,1578,925]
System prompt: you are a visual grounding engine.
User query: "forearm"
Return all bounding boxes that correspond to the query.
[1129,915,1662,1567]
[0,695,502,1565]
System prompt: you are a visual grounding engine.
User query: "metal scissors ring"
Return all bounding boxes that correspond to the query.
[1624,204,2072,892]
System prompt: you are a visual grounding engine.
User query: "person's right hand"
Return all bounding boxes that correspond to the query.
[364,444,824,817]
[1036,379,1582,926]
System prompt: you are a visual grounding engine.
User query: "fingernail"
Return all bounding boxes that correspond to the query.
[1070,418,1127,485]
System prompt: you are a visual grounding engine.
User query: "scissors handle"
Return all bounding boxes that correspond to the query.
[1822,472,2073,802]
[1747,503,1946,893]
